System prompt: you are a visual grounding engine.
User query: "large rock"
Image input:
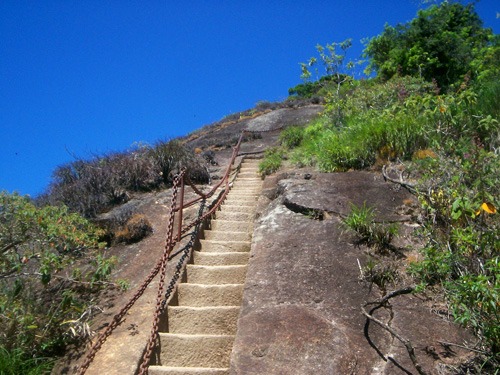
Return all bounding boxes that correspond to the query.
[230,171,472,375]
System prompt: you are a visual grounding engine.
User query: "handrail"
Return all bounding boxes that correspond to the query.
[76,127,256,375]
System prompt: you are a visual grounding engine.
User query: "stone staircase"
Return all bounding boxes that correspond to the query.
[149,159,262,375]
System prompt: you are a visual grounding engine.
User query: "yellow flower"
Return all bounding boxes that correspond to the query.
[482,202,497,214]
[439,106,446,113]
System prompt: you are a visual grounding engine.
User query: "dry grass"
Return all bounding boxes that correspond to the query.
[114,214,153,244]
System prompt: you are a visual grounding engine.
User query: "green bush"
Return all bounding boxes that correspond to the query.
[279,126,304,148]
[258,148,284,176]
[0,346,53,375]
[410,144,500,353]
[0,191,114,373]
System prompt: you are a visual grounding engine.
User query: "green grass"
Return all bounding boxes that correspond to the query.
[341,202,399,250]
[259,147,284,176]
[0,347,53,375]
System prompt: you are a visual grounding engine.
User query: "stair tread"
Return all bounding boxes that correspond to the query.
[149,365,229,374]
[187,264,248,270]
[160,333,236,338]
[201,239,251,244]
[169,306,240,311]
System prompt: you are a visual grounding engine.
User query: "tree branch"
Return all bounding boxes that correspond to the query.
[362,287,430,375]
[0,240,23,254]
[382,165,418,194]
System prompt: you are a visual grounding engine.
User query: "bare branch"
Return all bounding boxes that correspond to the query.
[362,287,430,375]
[382,165,418,194]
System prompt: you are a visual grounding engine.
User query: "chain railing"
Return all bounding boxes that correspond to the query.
[76,127,258,375]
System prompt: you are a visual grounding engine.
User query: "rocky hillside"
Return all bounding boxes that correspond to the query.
[52,104,477,375]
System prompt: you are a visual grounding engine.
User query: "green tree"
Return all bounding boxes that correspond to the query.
[300,40,362,126]
[363,1,493,88]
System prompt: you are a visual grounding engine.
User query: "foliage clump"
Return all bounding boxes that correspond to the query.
[363,1,494,89]
[259,147,284,176]
[279,126,305,149]
[114,214,153,244]
[38,140,208,219]
[0,191,114,373]
[341,202,399,251]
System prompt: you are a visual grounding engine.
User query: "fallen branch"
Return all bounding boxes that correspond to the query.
[437,340,487,354]
[362,286,430,375]
[382,165,418,194]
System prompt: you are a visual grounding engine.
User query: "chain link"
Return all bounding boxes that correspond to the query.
[76,172,183,375]
[77,129,249,374]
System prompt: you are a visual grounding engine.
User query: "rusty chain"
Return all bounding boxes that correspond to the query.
[138,199,206,374]
[137,169,186,375]
[76,171,183,375]
[78,128,252,374]
[163,200,206,309]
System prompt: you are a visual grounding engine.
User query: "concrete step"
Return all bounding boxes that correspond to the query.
[227,190,261,197]
[232,181,261,185]
[221,201,256,213]
[157,333,235,368]
[177,284,244,307]
[214,211,254,222]
[199,240,251,252]
[226,191,259,197]
[193,251,250,266]
[231,182,262,189]
[241,159,261,163]
[186,265,248,284]
[149,366,229,375]
[233,180,264,186]
[221,200,256,208]
[224,195,258,203]
[203,230,251,242]
[227,191,260,197]
[235,176,261,180]
[210,220,253,233]
[237,172,259,178]
[167,306,240,335]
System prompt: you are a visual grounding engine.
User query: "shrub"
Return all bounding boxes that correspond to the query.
[0,191,113,373]
[410,144,500,353]
[259,148,284,176]
[201,149,217,165]
[38,140,208,218]
[114,214,153,244]
[149,139,206,185]
[279,126,304,149]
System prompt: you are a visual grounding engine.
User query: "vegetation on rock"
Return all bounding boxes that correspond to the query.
[282,1,500,369]
[37,139,209,219]
[2,0,499,372]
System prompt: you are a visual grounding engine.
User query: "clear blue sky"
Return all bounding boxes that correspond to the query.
[1,1,499,197]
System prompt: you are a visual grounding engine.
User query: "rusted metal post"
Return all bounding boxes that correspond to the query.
[177,176,185,242]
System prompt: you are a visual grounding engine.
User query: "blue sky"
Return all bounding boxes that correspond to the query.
[1,1,499,197]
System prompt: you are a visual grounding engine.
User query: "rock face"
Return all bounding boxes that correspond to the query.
[230,171,472,375]
[187,105,324,154]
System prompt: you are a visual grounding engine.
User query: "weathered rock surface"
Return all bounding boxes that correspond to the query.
[230,171,472,375]
[187,105,324,154]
